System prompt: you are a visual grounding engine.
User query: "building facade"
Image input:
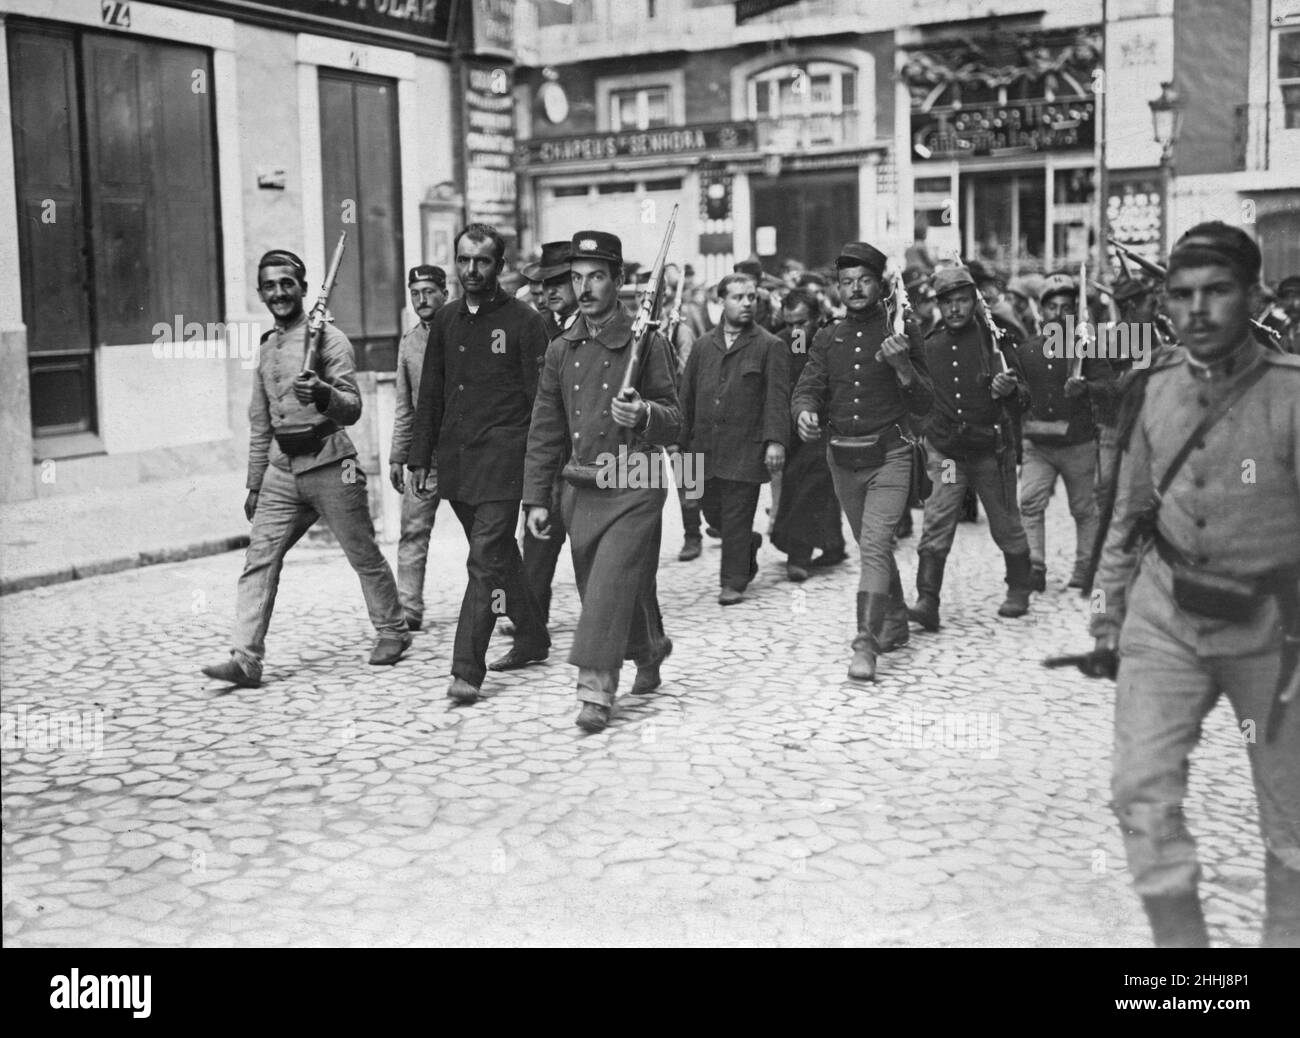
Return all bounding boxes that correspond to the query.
[0,0,461,505]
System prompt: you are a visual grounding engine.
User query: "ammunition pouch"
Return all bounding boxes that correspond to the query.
[273,420,337,457]
[1022,418,1071,439]
[828,424,905,471]
[561,460,605,488]
[1155,534,1266,622]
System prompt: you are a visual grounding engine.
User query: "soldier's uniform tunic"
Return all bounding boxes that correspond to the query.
[523,307,681,706]
[791,305,933,597]
[1093,341,1300,913]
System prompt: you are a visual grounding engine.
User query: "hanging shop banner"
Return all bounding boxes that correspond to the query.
[462,60,517,227]
[470,0,516,59]
[166,1,453,53]
[1106,170,1166,275]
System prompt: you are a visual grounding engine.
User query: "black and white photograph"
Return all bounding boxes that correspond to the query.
[1,0,1298,982]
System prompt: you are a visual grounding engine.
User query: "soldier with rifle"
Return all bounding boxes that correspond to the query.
[1087,222,1300,948]
[907,265,1036,630]
[522,226,682,734]
[202,242,410,688]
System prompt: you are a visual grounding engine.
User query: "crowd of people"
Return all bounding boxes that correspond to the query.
[198,218,1299,950]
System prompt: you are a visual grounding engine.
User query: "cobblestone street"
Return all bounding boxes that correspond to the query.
[1,492,1264,947]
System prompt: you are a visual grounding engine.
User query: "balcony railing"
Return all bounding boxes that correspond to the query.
[755,112,861,151]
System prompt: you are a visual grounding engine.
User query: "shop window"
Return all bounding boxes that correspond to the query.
[552,185,589,198]
[610,86,671,131]
[7,22,220,440]
[643,177,683,191]
[597,182,637,194]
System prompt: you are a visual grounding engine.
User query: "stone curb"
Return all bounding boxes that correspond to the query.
[0,535,251,596]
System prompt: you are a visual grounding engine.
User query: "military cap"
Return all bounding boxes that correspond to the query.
[257,249,306,279]
[931,266,976,298]
[1039,273,1077,302]
[570,230,623,265]
[903,266,929,292]
[1277,274,1300,294]
[796,271,829,289]
[408,264,446,288]
[1005,276,1040,302]
[967,260,1006,288]
[1168,221,1262,284]
[835,242,887,275]
[734,257,765,279]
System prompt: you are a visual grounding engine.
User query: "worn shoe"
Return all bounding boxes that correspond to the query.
[1067,569,1088,591]
[748,532,762,578]
[908,552,947,632]
[809,550,847,569]
[678,537,702,562]
[787,562,810,583]
[404,615,423,632]
[1030,563,1047,593]
[498,619,517,636]
[998,553,1034,618]
[705,526,721,539]
[878,610,911,653]
[369,633,412,665]
[631,637,673,695]
[575,702,610,733]
[201,658,261,688]
[718,587,744,606]
[447,677,482,704]
[488,644,549,672]
[1142,892,1210,948]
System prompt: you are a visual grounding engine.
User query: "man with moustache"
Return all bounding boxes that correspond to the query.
[201,250,409,688]
[770,288,847,580]
[1014,272,1099,593]
[791,243,933,681]
[678,273,789,605]
[523,231,680,734]
[908,266,1034,630]
[494,241,578,662]
[407,224,552,703]
[1092,222,1300,948]
[389,264,448,631]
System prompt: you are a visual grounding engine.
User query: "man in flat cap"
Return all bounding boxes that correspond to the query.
[388,264,448,631]
[791,242,933,681]
[201,249,410,688]
[1012,272,1098,593]
[1005,276,1042,338]
[908,264,1034,629]
[679,270,790,604]
[523,230,681,733]
[1091,221,1300,948]
[408,224,552,704]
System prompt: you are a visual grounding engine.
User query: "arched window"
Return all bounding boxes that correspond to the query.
[747,61,859,149]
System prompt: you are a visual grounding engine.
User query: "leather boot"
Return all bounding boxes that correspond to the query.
[998,552,1033,618]
[1262,853,1300,948]
[879,566,910,652]
[848,592,888,681]
[907,552,945,632]
[1141,891,1210,948]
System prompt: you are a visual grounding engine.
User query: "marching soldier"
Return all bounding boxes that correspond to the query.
[523,230,680,734]
[407,224,552,704]
[201,250,410,688]
[1092,222,1300,948]
[679,272,789,605]
[1014,272,1099,592]
[908,266,1035,629]
[791,242,933,681]
[389,264,447,631]
[771,288,847,580]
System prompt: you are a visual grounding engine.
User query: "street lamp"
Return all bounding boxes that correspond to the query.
[1149,81,1183,255]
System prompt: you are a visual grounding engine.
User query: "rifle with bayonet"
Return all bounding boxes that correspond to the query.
[302,231,349,375]
[1108,236,1283,351]
[875,262,914,361]
[618,203,679,401]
